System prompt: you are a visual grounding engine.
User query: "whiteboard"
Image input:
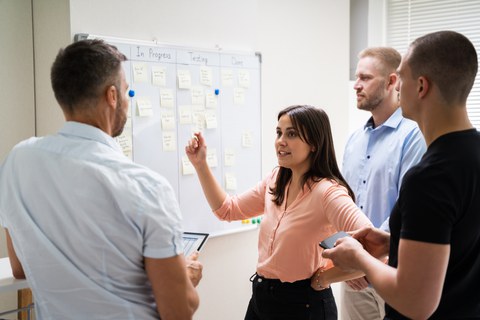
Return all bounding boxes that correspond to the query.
[75,34,262,236]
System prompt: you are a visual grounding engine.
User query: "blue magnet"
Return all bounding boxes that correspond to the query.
[128,90,135,98]
[214,89,220,95]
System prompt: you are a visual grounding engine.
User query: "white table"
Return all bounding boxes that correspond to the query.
[0,257,29,293]
[0,257,33,320]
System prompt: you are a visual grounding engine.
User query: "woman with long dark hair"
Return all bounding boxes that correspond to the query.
[185,105,372,319]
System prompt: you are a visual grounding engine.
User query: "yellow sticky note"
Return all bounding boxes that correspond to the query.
[242,131,253,148]
[224,148,235,167]
[192,106,206,131]
[233,87,245,105]
[200,66,213,86]
[133,63,148,83]
[161,112,176,130]
[238,70,250,88]
[207,148,218,168]
[205,92,218,108]
[179,105,193,125]
[191,86,205,105]
[160,89,174,108]
[114,122,133,159]
[152,66,166,86]
[136,98,153,117]
[225,173,237,190]
[177,70,192,89]
[221,69,234,87]
[162,131,176,152]
[205,111,217,129]
[182,156,195,175]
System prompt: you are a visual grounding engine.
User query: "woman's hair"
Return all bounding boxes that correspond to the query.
[269,105,355,206]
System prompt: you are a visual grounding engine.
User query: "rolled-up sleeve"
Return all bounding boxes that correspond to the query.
[214,171,275,221]
[323,182,373,232]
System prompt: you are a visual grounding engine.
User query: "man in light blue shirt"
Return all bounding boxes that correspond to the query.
[0,39,202,319]
[341,47,426,320]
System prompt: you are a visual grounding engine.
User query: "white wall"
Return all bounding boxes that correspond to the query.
[257,0,351,174]
[0,0,35,162]
[2,0,352,319]
[32,0,71,136]
[0,0,35,315]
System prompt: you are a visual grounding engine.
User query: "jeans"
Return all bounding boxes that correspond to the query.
[244,274,337,320]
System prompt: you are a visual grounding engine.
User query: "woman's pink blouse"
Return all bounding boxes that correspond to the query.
[213,168,372,283]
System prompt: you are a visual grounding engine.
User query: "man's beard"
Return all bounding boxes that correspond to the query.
[357,85,386,112]
[112,100,127,138]
[357,94,383,112]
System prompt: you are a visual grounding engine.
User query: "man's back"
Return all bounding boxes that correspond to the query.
[0,122,183,319]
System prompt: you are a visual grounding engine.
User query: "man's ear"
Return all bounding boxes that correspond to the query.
[105,85,118,109]
[387,73,397,89]
[418,76,429,98]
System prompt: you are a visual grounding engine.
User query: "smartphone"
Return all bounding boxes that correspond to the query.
[319,231,350,249]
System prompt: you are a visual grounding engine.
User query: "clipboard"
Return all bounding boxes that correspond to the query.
[183,232,209,257]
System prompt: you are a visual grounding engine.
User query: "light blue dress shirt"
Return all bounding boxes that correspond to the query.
[342,108,426,230]
[0,122,183,319]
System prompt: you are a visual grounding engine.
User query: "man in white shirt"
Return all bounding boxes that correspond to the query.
[341,47,426,320]
[0,39,201,320]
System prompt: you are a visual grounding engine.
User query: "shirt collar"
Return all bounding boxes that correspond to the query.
[364,107,403,130]
[58,121,123,153]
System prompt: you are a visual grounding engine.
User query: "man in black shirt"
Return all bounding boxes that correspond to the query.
[323,30,480,319]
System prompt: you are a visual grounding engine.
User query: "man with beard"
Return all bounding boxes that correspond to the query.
[0,39,202,320]
[340,47,426,320]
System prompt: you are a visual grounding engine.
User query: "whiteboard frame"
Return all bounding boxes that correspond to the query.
[74,33,263,236]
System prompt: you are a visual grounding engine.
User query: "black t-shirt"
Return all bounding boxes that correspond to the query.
[387,129,480,319]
